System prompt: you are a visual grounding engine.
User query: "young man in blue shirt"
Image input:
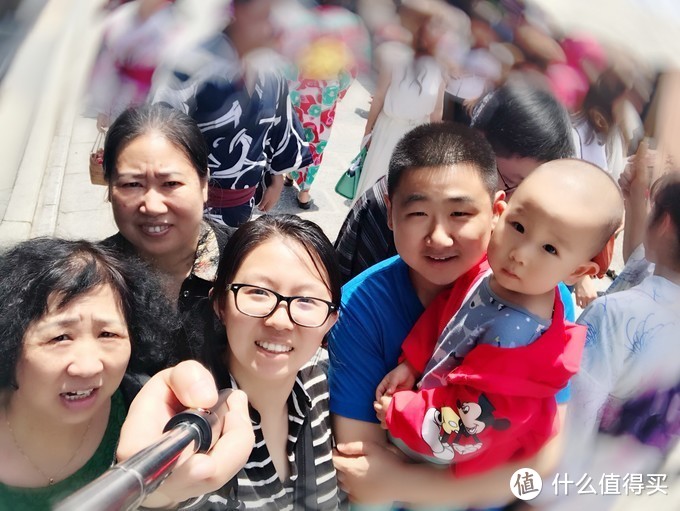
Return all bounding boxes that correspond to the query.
[330,122,572,509]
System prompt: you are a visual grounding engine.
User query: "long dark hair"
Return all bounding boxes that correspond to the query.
[581,68,628,138]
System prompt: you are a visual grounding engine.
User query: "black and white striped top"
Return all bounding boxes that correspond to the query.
[185,349,340,510]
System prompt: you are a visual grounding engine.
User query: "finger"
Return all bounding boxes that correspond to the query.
[223,389,251,425]
[118,367,184,459]
[379,380,395,399]
[335,441,368,456]
[336,470,346,485]
[332,452,360,476]
[168,360,219,409]
[375,382,386,401]
[208,390,254,479]
[259,198,273,212]
[152,452,218,503]
[332,451,349,473]
[636,138,648,160]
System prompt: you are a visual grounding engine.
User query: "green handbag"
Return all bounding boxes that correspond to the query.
[335,135,370,200]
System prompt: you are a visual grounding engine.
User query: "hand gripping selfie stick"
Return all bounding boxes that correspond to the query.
[54,390,232,511]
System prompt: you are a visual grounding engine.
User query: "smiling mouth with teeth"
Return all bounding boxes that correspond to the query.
[144,225,169,234]
[255,341,294,354]
[427,255,455,261]
[62,389,96,401]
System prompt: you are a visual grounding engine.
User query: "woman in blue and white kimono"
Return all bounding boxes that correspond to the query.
[545,164,680,511]
[151,0,311,227]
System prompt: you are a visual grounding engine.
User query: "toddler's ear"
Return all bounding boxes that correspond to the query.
[563,261,600,286]
[591,235,616,278]
[491,191,507,229]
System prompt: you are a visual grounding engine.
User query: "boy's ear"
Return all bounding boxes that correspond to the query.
[384,193,394,231]
[563,261,600,286]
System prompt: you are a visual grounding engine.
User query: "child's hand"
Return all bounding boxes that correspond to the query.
[375,361,417,400]
[373,395,393,429]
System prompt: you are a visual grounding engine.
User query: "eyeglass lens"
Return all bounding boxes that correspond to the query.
[235,285,330,327]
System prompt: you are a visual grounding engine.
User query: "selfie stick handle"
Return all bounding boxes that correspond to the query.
[53,390,230,511]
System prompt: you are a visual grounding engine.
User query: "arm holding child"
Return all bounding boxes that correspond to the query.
[335,403,568,507]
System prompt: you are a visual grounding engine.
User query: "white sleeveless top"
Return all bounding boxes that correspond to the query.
[383,55,443,121]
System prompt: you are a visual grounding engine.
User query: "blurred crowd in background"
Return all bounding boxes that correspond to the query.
[87,0,662,208]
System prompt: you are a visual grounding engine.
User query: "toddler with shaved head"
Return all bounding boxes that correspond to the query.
[374,159,624,478]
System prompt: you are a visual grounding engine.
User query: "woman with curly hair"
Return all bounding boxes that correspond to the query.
[0,238,177,509]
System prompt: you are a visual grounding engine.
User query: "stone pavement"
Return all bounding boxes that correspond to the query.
[23,0,369,245]
[0,0,104,244]
[50,75,370,243]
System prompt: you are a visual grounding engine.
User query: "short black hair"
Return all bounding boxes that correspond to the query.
[387,122,498,199]
[0,238,177,389]
[649,173,680,263]
[471,80,575,161]
[103,103,208,182]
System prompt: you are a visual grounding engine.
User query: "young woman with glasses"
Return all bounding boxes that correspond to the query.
[187,214,342,510]
[116,213,342,510]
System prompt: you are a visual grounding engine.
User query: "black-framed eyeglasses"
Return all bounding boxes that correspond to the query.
[225,283,338,328]
[497,168,519,195]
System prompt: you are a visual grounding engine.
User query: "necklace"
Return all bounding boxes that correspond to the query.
[5,411,91,486]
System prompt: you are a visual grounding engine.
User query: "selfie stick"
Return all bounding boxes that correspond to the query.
[54,390,231,511]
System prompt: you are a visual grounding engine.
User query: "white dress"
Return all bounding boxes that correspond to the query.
[88,3,178,121]
[353,53,443,202]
